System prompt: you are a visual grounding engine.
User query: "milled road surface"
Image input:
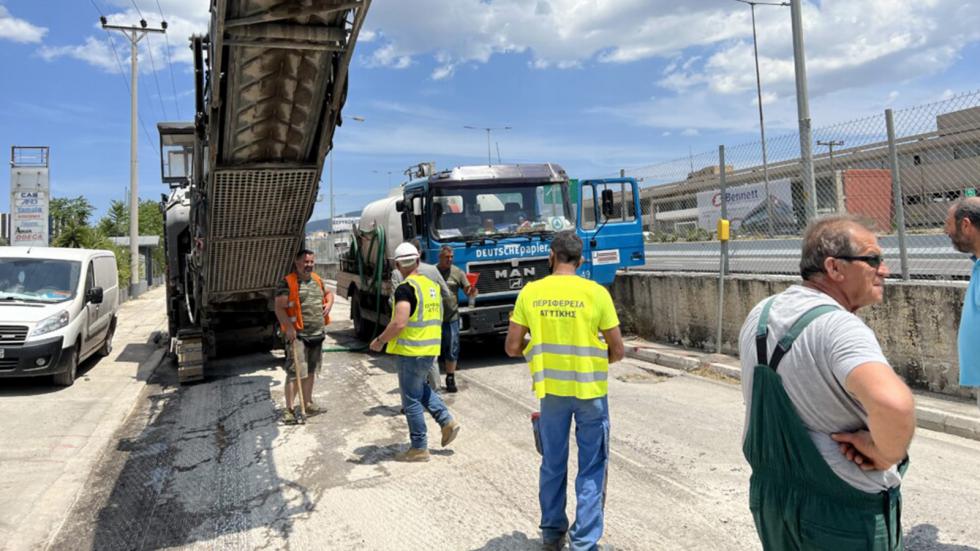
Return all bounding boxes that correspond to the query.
[39,293,980,550]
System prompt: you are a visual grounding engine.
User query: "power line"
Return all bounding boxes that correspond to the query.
[144,32,170,120]
[90,0,159,154]
[129,0,145,20]
[155,0,182,118]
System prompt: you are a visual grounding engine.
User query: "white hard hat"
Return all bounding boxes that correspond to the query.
[393,242,420,265]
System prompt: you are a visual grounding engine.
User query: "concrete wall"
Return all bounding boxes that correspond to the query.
[612,271,971,398]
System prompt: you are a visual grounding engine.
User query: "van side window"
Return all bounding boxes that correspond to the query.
[86,262,96,292]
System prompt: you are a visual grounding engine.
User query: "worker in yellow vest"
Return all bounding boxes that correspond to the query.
[506,231,624,551]
[370,242,461,462]
[274,248,333,424]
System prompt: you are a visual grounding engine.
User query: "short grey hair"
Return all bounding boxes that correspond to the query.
[953,197,980,227]
[550,230,583,264]
[439,245,454,255]
[799,215,872,280]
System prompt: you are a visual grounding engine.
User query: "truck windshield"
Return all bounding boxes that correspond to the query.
[0,259,81,303]
[430,181,573,241]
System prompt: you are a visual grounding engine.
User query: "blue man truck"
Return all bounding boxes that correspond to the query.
[335,163,645,338]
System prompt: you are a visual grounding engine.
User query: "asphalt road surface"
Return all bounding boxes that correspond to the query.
[32,294,980,551]
[643,234,975,278]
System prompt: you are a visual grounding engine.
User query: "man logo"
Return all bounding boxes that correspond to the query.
[429,288,437,299]
[495,266,536,280]
[509,278,523,290]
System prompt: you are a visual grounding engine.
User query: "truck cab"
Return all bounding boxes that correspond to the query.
[397,164,644,335]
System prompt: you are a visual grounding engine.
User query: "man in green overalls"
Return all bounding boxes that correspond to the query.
[737,215,916,550]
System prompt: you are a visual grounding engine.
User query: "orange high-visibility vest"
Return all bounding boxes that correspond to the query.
[281,272,331,332]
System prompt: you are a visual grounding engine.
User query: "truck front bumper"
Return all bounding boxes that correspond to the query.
[459,305,514,336]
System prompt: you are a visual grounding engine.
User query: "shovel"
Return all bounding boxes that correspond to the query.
[291,338,309,425]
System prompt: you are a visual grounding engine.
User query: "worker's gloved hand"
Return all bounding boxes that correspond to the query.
[285,326,297,343]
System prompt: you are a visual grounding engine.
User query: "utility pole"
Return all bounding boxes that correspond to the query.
[817,139,844,213]
[735,0,787,237]
[789,0,816,222]
[101,17,166,294]
[464,125,511,165]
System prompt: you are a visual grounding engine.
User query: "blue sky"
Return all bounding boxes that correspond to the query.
[1,0,978,221]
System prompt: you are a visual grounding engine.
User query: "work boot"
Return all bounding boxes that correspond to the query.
[441,419,461,447]
[445,373,458,393]
[541,533,567,551]
[282,408,297,425]
[305,402,323,415]
[394,447,430,462]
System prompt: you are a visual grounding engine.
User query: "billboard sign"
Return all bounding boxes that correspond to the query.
[11,191,49,246]
[696,179,795,234]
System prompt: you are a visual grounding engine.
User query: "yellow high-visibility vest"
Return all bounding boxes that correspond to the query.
[515,276,612,400]
[387,273,443,357]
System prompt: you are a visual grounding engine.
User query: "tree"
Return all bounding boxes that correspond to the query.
[50,196,95,239]
[96,200,128,237]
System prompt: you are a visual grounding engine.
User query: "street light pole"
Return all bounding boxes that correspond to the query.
[817,139,844,212]
[102,18,166,294]
[464,125,511,165]
[790,0,817,222]
[329,116,365,229]
[736,0,787,237]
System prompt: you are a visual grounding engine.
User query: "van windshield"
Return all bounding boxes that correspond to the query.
[0,259,82,303]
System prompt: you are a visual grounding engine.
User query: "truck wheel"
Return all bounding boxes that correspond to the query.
[53,345,79,387]
[98,317,117,357]
[351,291,374,341]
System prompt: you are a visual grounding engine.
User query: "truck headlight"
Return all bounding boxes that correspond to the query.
[30,310,70,338]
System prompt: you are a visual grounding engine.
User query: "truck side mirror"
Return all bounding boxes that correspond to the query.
[601,189,615,218]
[395,199,406,212]
[401,211,415,239]
[86,286,104,304]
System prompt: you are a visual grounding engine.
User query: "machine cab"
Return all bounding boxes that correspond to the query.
[575,178,645,285]
[157,122,195,189]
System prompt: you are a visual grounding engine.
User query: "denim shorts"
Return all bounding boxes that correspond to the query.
[440,319,460,362]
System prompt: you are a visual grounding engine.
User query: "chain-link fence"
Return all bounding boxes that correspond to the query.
[305,233,347,264]
[629,90,980,279]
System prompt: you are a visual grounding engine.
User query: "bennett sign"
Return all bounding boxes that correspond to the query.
[696,179,795,233]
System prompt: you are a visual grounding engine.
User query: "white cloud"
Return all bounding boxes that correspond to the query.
[361,0,980,128]
[37,2,208,73]
[0,5,47,43]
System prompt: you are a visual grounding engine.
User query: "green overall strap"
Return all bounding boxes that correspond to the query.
[767,304,840,372]
[755,298,776,366]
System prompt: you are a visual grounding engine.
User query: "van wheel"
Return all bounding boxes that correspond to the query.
[53,345,79,387]
[98,317,117,357]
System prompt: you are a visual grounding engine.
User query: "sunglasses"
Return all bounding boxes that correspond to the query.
[834,255,884,269]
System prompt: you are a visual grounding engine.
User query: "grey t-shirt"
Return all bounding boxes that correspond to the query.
[738,284,901,493]
[391,262,453,314]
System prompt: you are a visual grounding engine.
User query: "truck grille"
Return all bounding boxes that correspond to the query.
[0,325,28,347]
[467,258,550,295]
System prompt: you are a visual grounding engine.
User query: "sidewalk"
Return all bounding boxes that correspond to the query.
[625,337,980,442]
[0,286,168,551]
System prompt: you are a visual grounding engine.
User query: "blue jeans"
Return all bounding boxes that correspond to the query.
[539,395,610,551]
[440,319,460,362]
[397,356,453,449]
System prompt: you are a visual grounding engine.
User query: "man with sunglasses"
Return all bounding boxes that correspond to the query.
[946,197,980,412]
[738,215,915,550]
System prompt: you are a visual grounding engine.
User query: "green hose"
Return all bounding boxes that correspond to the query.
[322,224,386,353]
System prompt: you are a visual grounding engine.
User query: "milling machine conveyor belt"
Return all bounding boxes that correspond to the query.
[202,0,371,303]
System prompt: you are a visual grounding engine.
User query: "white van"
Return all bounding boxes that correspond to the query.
[0,247,119,386]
